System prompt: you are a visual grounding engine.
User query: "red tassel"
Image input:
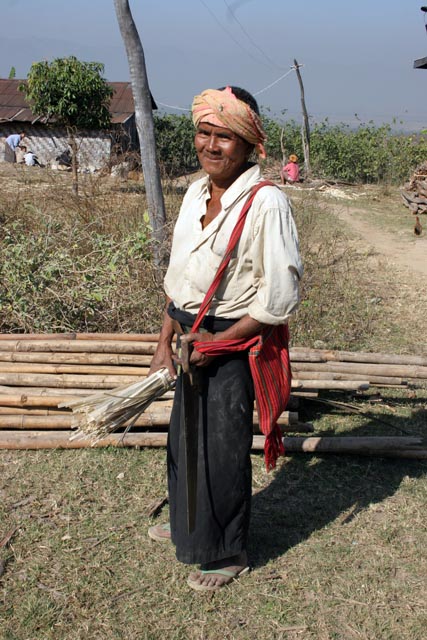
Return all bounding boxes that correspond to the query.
[264,425,285,471]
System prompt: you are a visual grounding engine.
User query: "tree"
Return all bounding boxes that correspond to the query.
[8,66,16,79]
[21,56,113,194]
[113,0,167,269]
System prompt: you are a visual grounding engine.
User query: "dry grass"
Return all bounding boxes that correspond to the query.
[1,163,427,639]
[1,410,426,640]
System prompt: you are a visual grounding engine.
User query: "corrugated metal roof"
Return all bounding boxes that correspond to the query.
[0,79,157,125]
[414,56,427,69]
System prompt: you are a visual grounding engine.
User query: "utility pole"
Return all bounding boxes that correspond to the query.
[293,59,311,179]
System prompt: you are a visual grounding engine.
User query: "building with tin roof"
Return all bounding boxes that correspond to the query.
[0,79,157,170]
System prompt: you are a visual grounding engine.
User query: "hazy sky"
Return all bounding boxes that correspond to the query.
[2,0,426,129]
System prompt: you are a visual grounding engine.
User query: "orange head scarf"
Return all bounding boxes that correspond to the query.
[192,86,267,159]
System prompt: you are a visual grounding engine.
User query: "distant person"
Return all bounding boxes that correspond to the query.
[4,132,25,163]
[54,148,72,171]
[15,145,27,164]
[24,150,40,167]
[280,154,300,184]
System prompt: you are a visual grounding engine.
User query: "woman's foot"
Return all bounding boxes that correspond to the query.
[187,552,250,591]
[147,522,171,542]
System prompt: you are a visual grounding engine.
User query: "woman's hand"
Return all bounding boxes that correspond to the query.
[148,342,176,379]
[176,332,215,368]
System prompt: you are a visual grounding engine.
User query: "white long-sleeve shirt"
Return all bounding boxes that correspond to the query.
[164,164,303,325]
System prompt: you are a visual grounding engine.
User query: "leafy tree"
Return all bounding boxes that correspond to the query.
[8,66,16,79]
[21,56,113,194]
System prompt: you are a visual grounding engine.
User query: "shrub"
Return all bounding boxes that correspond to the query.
[154,113,198,176]
[0,203,165,333]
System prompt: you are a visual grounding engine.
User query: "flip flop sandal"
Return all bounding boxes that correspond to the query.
[187,566,250,592]
[147,522,171,542]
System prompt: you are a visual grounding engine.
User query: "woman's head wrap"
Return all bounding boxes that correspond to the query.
[192,86,267,159]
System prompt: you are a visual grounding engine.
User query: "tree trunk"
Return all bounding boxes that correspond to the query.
[113,0,167,269]
[68,130,79,196]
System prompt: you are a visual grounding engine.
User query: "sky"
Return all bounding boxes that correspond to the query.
[2,0,427,131]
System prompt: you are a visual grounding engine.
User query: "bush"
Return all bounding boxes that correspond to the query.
[0,188,167,333]
[310,121,427,184]
[154,113,198,176]
[289,193,381,350]
[153,112,427,185]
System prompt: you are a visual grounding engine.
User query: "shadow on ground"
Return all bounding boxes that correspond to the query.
[249,409,427,568]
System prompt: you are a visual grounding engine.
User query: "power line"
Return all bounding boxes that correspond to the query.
[156,101,190,112]
[198,0,276,70]
[223,0,284,71]
[156,66,297,112]
[254,67,295,96]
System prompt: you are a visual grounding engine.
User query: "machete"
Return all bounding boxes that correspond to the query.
[180,340,199,534]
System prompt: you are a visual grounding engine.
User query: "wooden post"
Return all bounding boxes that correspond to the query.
[293,59,311,179]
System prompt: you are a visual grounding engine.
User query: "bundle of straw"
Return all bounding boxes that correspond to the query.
[60,368,175,444]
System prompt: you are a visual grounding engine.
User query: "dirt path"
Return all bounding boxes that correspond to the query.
[284,181,427,353]
[328,198,427,278]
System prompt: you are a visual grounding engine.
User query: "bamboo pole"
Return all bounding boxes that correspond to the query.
[0,386,95,396]
[291,371,406,385]
[0,333,161,342]
[0,392,301,411]
[0,363,150,376]
[0,373,369,391]
[291,361,427,380]
[0,340,158,355]
[0,386,177,399]
[281,436,425,455]
[0,407,68,416]
[1,431,426,458]
[0,373,143,389]
[0,352,153,366]
[0,394,81,407]
[0,409,299,430]
[290,348,427,368]
[0,361,408,386]
[291,380,370,391]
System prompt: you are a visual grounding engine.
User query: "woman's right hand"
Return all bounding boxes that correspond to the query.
[148,343,176,379]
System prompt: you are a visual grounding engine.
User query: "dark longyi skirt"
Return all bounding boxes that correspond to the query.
[4,144,15,163]
[167,307,255,565]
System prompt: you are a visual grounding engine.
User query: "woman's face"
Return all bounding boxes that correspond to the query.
[194,121,253,186]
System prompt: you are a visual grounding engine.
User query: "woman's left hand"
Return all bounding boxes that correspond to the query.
[174,332,215,368]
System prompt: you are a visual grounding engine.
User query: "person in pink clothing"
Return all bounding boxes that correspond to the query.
[280,154,300,184]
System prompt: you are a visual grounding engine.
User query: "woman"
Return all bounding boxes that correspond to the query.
[280,154,300,184]
[148,86,302,591]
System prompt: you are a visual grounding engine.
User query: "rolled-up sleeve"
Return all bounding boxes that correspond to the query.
[248,191,303,325]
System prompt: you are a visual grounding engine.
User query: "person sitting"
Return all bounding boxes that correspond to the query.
[280,154,300,184]
[15,145,27,164]
[55,148,72,169]
[24,150,41,167]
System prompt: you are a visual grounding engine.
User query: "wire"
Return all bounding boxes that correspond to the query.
[156,67,296,112]
[254,67,295,96]
[156,101,190,112]
[198,0,276,70]
[222,0,284,71]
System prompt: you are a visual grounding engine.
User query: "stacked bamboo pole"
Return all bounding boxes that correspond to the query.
[0,334,425,456]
